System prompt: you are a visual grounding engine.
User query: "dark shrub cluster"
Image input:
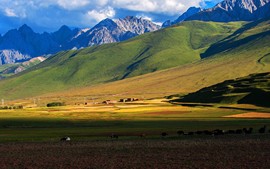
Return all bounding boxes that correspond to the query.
[47,102,65,107]
[165,94,182,99]
[0,105,23,109]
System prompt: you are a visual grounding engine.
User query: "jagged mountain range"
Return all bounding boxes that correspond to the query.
[0,17,269,100]
[65,16,160,48]
[163,0,270,27]
[187,0,270,22]
[0,16,160,65]
[1,0,270,66]
[162,7,203,28]
[0,56,45,79]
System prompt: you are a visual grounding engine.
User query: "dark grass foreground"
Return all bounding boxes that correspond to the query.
[0,136,270,169]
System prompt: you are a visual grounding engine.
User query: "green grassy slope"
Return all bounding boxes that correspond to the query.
[0,21,242,100]
[173,72,270,107]
[0,64,14,78]
[201,18,270,58]
[39,18,270,102]
[0,57,45,79]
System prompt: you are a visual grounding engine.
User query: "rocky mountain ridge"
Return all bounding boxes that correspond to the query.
[187,0,270,22]
[0,17,160,65]
[162,7,202,27]
[1,0,270,66]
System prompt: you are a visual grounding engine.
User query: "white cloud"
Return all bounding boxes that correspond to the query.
[136,14,152,21]
[0,0,221,33]
[87,7,116,22]
[3,7,26,18]
[111,0,205,15]
[153,22,163,26]
[136,15,162,26]
[0,0,214,19]
[4,8,18,17]
[96,0,109,6]
[56,0,90,10]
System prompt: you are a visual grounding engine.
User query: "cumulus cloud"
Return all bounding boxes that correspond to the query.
[56,0,90,10]
[1,0,215,16]
[0,0,222,33]
[4,8,18,17]
[111,0,205,15]
[137,15,153,21]
[87,7,116,22]
[136,14,163,26]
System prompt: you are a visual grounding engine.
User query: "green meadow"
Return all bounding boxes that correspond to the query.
[0,100,269,142]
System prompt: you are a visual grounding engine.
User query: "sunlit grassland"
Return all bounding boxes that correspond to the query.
[0,21,244,100]
[0,100,269,142]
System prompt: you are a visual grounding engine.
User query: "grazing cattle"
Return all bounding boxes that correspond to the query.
[228,130,235,134]
[195,131,203,135]
[259,125,266,133]
[60,137,71,141]
[236,129,243,134]
[139,133,146,138]
[203,130,212,135]
[248,128,253,134]
[110,133,119,139]
[187,132,194,136]
[212,129,224,136]
[243,128,253,134]
[161,132,168,137]
[223,130,230,134]
[177,130,184,136]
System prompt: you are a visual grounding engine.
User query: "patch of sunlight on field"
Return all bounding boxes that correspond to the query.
[224,112,270,118]
[0,100,248,121]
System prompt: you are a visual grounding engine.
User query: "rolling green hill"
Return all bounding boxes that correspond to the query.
[0,21,243,100]
[172,72,270,107]
[37,18,270,103]
[0,57,45,79]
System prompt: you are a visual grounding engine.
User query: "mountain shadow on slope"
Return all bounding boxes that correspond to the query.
[201,18,270,58]
[172,72,270,107]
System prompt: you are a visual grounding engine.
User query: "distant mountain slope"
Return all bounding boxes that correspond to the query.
[0,56,46,79]
[162,7,202,28]
[37,18,270,101]
[201,17,270,58]
[0,17,160,65]
[187,0,270,22]
[173,72,270,107]
[0,25,78,65]
[0,49,31,65]
[65,16,160,48]
[0,21,242,99]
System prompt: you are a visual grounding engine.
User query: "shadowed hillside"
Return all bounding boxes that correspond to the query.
[37,18,270,102]
[173,72,270,107]
[201,18,270,58]
[0,57,45,79]
[0,21,242,100]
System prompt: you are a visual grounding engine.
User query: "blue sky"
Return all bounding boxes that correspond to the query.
[0,0,222,34]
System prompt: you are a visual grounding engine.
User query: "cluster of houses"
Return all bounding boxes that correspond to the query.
[75,97,140,105]
[102,98,139,105]
[119,98,139,103]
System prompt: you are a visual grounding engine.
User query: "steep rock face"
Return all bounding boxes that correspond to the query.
[162,7,202,28]
[0,50,31,65]
[70,16,160,47]
[0,56,46,79]
[51,25,79,46]
[0,25,63,64]
[187,0,270,22]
